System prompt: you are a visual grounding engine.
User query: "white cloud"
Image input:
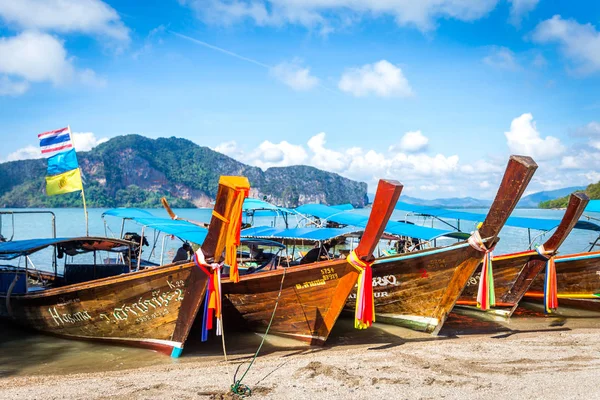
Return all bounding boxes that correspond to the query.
[574,121,600,137]
[508,0,539,27]
[270,60,319,91]
[559,147,600,171]
[460,159,504,175]
[532,15,600,75]
[214,131,460,193]
[307,132,348,171]
[535,178,564,190]
[251,140,309,169]
[4,132,107,162]
[390,130,429,153]
[585,171,600,182]
[0,0,129,42]
[483,47,520,71]
[560,155,580,169]
[0,31,74,85]
[0,31,104,95]
[213,128,599,197]
[5,145,42,162]
[214,140,240,157]
[72,132,108,151]
[0,76,29,96]
[338,60,413,98]
[505,113,565,161]
[420,184,439,191]
[183,0,500,33]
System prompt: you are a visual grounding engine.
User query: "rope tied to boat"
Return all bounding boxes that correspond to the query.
[535,244,558,314]
[468,229,496,310]
[230,266,288,398]
[347,249,375,329]
[194,248,224,340]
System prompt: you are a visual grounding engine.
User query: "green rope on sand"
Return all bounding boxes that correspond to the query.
[230,267,287,397]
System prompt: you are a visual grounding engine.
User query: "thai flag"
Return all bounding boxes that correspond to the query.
[38,127,73,158]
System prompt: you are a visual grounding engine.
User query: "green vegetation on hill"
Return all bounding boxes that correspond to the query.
[539,181,600,208]
[0,135,368,208]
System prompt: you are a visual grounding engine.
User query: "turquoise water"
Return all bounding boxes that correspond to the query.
[1,207,599,274]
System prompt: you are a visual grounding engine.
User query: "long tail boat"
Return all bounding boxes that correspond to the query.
[344,155,538,334]
[0,176,249,357]
[221,179,403,344]
[456,193,589,317]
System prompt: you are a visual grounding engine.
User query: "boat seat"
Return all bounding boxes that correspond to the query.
[64,264,130,284]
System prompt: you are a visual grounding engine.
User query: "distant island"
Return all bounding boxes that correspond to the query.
[539,181,600,209]
[0,135,368,208]
[368,186,595,209]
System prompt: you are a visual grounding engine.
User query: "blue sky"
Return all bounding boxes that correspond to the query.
[1,0,600,198]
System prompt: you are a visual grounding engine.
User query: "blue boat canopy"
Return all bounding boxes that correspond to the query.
[393,201,600,232]
[587,200,600,213]
[242,225,362,241]
[295,204,457,241]
[102,208,155,219]
[0,237,133,260]
[243,198,293,213]
[330,204,355,211]
[103,209,209,245]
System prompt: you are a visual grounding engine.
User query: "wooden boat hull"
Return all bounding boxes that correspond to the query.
[456,250,547,317]
[0,262,207,356]
[525,251,600,312]
[223,259,359,344]
[345,242,488,334]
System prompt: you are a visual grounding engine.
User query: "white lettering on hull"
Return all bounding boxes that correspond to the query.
[46,280,186,326]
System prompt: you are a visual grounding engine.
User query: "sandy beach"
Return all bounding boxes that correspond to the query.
[2,305,600,400]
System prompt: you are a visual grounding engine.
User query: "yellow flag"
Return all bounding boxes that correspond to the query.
[45,168,83,196]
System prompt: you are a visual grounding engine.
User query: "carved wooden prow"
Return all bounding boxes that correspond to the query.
[479,155,538,241]
[200,176,250,262]
[501,192,589,307]
[354,179,403,262]
[171,176,249,345]
[542,192,589,252]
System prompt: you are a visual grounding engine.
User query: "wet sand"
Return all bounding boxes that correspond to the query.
[2,303,600,399]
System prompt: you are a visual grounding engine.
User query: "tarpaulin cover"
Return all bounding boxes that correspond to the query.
[394,201,600,232]
[103,209,208,245]
[0,237,132,260]
[242,225,362,241]
[295,204,454,241]
[587,200,600,213]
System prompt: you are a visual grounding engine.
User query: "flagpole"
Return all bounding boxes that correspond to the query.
[80,174,89,236]
[68,125,89,236]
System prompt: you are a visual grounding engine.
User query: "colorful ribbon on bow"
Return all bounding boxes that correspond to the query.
[536,244,558,314]
[194,248,223,341]
[211,186,248,283]
[468,230,495,310]
[347,250,375,329]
